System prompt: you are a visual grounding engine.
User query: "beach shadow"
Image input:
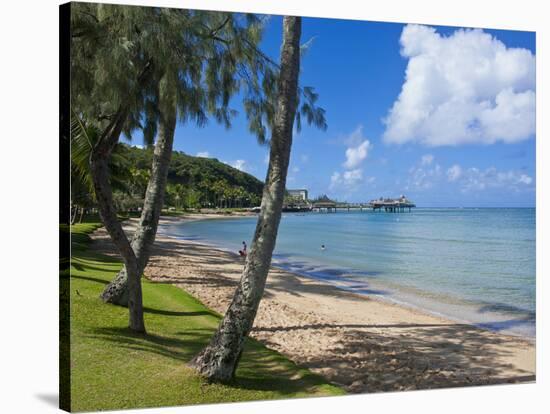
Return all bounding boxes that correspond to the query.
[251,322,472,333]
[252,320,535,393]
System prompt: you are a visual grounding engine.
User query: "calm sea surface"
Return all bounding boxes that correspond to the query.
[160,208,536,337]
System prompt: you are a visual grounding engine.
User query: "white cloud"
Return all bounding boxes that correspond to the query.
[300,154,309,163]
[383,24,535,146]
[329,126,373,194]
[421,154,434,166]
[344,140,372,169]
[341,126,372,169]
[407,163,442,191]
[292,166,300,173]
[329,172,341,188]
[223,159,248,172]
[232,159,247,171]
[405,155,443,190]
[196,151,210,158]
[330,168,364,190]
[460,167,533,192]
[519,174,533,185]
[447,164,463,181]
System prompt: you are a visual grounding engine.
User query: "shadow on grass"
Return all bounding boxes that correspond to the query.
[72,274,110,285]
[143,307,218,318]
[88,327,209,362]
[231,339,334,394]
[87,327,332,395]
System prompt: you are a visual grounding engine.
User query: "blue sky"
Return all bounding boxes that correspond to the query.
[129,16,536,207]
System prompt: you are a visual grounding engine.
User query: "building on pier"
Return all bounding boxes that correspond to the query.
[369,195,416,212]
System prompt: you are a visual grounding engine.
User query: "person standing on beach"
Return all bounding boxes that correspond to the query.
[239,241,247,257]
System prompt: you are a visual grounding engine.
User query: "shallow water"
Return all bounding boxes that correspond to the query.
[161,208,536,338]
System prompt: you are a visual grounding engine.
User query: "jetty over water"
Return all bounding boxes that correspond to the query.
[279,192,416,213]
[369,195,416,212]
[305,195,416,213]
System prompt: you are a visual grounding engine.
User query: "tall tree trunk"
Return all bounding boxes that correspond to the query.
[84,61,153,332]
[70,205,78,225]
[89,108,145,333]
[189,16,301,382]
[100,80,177,306]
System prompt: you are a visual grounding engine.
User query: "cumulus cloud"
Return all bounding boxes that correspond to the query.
[460,167,533,192]
[519,174,533,185]
[330,169,364,190]
[407,161,442,191]
[383,24,536,146]
[329,126,374,194]
[447,164,463,181]
[223,159,247,171]
[421,154,434,166]
[196,151,210,158]
[343,126,372,169]
[232,159,247,171]
[344,141,372,169]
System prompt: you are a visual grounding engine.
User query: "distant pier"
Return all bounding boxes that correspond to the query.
[370,199,415,213]
[280,194,416,213]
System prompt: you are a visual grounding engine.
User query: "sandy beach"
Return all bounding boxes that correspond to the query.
[91,214,536,393]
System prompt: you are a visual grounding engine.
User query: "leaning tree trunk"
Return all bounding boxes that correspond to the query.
[70,205,78,225]
[84,61,153,333]
[100,82,177,306]
[189,15,301,382]
[89,107,145,333]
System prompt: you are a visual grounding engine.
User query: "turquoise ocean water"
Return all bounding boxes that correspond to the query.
[160,208,536,337]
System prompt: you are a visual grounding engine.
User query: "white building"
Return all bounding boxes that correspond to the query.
[287,189,308,201]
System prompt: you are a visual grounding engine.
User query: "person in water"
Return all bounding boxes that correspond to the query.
[239,241,247,257]
[321,244,326,251]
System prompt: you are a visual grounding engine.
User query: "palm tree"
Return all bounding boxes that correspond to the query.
[190,15,303,381]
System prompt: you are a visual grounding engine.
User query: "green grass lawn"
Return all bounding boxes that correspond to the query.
[67,223,344,412]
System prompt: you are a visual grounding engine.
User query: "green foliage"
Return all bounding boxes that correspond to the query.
[67,223,343,411]
[70,3,328,222]
[117,144,263,209]
[70,112,136,213]
[71,3,327,152]
[71,4,279,145]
